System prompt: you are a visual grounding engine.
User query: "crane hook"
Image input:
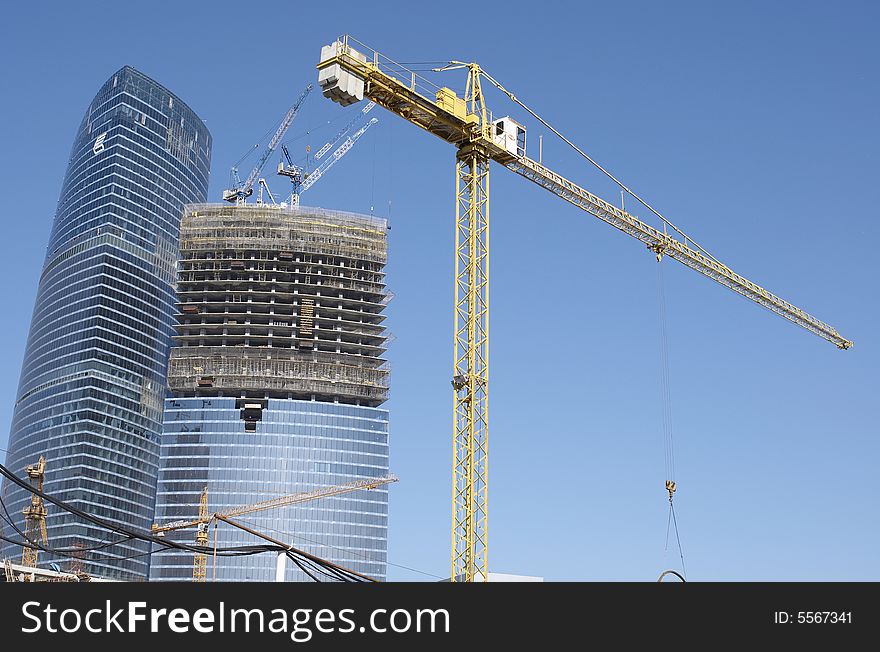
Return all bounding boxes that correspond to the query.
[649,243,665,262]
[665,479,676,503]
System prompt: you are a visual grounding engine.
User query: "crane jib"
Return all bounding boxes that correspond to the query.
[505,155,852,349]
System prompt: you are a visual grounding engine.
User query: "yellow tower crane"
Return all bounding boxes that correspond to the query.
[151,474,398,582]
[21,456,48,568]
[315,36,852,583]
[192,487,210,583]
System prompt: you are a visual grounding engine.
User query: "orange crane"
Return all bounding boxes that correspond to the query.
[151,474,398,582]
[21,456,48,568]
[315,36,852,582]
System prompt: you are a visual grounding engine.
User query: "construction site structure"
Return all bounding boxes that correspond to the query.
[2,559,115,583]
[2,458,107,583]
[167,203,390,406]
[20,456,48,568]
[153,474,398,535]
[192,487,210,582]
[315,35,851,582]
[152,474,397,582]
[150,202,393,582]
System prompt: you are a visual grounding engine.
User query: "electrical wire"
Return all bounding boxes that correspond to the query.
[236,517,444,580]
[0,493,23,534]
[293,555,348,583]
[0,461,281,558]
[1,464,371,582]
[302,554,370,583]
[288,554,321,582]
[1,492,143,557]
[0,534,143,562]
[81,547,157,564]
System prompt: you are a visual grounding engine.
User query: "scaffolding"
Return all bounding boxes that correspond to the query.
[168,204,391,407]
[169,347,389,405]
[182,204,388,264]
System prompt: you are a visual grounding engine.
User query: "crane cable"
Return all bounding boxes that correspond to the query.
[658,261,686,578]
[476,69,724,267]
[658,260,674,487]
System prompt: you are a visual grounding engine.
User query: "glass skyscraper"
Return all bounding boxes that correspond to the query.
[1,66,211,580]
[149,204,390,582]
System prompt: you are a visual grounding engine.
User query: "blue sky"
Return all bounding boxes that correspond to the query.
[1,1,876,580]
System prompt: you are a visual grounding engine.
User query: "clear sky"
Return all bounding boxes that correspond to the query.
[1,1,876,581]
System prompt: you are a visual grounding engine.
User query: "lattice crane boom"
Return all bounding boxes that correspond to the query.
[506,156,851,348]
[223,472,396,519]
[277,110,378,206]
[315,35,852,582]
[299,117,378,194]
[151,474,398,535]
[223,84,313,204]
[315,101,376,160]
[154,474,396,582]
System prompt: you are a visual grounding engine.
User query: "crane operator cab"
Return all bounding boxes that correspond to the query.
[492,117,526,158]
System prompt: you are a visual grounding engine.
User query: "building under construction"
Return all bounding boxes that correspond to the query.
[149,203,392,581]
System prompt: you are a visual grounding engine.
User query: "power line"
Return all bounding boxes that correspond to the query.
[1,492,141,557]
[0,461,278,558]
[236,516,444,580]
[0,465,377,582]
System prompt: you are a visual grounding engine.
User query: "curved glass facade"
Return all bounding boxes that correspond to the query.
[1,66,211,580]
[149,398,389,581]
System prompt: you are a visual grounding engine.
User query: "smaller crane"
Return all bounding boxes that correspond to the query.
[21,456,48,568]
[314,101,375,160]
[277,110,378,206]
[151,474,398,582]
[223,84,313,204]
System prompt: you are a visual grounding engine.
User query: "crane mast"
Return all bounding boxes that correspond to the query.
[21,456,48,568]
[316,35,852,582]
[192,486,209,583]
